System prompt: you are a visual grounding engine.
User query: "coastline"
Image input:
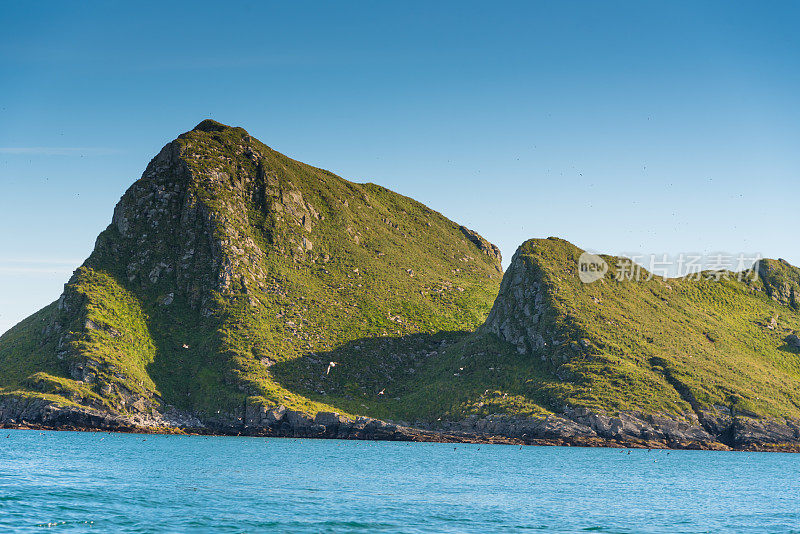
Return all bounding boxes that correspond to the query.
[2,420,798,453]
[3,393,799,453]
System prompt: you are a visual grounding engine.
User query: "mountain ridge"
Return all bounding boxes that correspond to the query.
[0,120,502,430]
[1,122,799,451]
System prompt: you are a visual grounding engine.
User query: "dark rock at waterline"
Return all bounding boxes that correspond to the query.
[5,392,800,451]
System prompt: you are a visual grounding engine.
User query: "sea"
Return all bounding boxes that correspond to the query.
[0,429,798,533]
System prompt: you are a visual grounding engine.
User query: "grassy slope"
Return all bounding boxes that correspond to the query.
[287,238,800,424]
[0,269,161,410]
[174,124,502,416]
[526,238,800,419]
[0,121,502,420]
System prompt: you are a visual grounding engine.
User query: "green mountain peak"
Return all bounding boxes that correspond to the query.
[191,118,236,133]
[0,122,502,428]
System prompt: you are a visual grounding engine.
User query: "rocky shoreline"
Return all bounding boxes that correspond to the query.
[2,394,799,452]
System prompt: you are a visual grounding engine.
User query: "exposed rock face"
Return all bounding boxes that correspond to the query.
[482,244,557,358]
[4,392,796,451]
[459,226,502,269]
[758,258,800,308]
[733,417,800,448]
[107,125,287,309]
[0,394,201,431]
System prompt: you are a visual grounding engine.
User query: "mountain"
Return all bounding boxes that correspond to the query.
[0,120,502,431]
[2,121,799,451]
[419,237,800,450]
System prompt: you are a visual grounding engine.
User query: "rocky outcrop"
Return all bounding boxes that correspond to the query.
[0,394,134,430]
[107,126,271,310]
[0,393,202,431]
[252,408,799,450]
[482,245,559,358]
[4,390,797,450]
[757,258,800,308]
[459,226,502,270]
[733,417,800,449]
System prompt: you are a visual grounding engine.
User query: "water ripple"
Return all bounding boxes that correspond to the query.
[1,431,799,533]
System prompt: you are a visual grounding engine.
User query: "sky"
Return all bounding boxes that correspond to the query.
[1,1,799,335]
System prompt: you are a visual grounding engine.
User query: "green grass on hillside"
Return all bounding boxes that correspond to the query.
[2,121,797,427]
[276,238,800,424]
[452,239,800,420]
[0,120,502,421]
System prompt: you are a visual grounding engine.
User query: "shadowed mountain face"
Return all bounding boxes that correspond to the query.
[0,120,502,426]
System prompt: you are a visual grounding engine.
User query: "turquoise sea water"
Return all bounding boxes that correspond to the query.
[0,430,798,533]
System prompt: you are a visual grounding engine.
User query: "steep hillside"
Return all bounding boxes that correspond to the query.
[0,120,502,428]
[397,237,799,448]
[476,238,800,420]
[270,238,800,450]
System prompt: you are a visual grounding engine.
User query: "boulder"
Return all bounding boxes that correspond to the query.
[314,411,352,428]
[734,417,799,446]
[264,405,287,425]
[284,409,312,429]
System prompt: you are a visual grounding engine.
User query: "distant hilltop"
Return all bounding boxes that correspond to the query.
[1,121,799,451]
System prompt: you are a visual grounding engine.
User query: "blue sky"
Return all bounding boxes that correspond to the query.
[1,1,799,334]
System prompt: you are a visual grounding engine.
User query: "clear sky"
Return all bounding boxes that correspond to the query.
[1,1,799,335]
